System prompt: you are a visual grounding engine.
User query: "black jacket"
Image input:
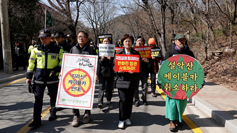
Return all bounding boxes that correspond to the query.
[97,54,114,77]
[70,42,97,55]
[164,43,195,60]
[115,48,140,89]
[58,40,72,53]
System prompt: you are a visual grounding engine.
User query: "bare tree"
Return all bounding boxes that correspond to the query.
[82,0,116,43]
[133,0,167,56]
[46,0,85,37]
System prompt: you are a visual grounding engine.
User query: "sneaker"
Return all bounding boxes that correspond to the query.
[83,114,91,124]
[106,101,111,105]
[169,122,176,132]
[28,121,42,128]
[151,92,157,97]
[125,119,131,125]
[118,121,124,129]
[134,101,140,107]
[97,103,104,109]
[48,113,57,121]
[71,116,81,127]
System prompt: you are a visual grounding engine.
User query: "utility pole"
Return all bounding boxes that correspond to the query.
[0,0,13,73]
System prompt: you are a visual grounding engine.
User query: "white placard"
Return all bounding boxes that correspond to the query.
[99,44,115,57]
[56,53,98,110]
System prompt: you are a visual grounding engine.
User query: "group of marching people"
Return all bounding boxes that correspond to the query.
[26,29,194,132]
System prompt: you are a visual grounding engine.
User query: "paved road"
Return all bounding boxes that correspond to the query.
[0,78,230,133]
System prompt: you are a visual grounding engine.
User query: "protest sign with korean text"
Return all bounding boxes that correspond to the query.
[158,55,204,100]
[56,54,98,110]
[134,46,151,58]
[99,44,115,57]
[114,54,140,73]
[151,48,162,57]
[115,47,123,53]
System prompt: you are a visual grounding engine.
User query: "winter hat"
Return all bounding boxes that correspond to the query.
[148,38,155,45]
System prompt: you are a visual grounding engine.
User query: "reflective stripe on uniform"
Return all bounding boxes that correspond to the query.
[35,52,45,55]
[27,70,33,73]
[29,58,35,61]
[35,80,59,84]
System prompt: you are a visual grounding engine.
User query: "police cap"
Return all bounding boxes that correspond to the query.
[66,34,73,38]
[38,29,51,38]
[54,31,64,38]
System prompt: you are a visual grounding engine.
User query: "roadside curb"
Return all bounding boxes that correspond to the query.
[190,96,237,133]
[0,73,26,85]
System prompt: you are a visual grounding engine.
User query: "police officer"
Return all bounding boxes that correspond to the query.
[70,31,97,127]
[66,33,75,46]
[28,40,37,57]
[54,31,72,53]
[26,29,63,128]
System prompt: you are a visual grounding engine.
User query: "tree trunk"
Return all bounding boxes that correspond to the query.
[230,22,232,48]
[160,0,167,57]
[0,0,13,73]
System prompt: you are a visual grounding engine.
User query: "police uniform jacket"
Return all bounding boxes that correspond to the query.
[115,48,140,89]
[26,42,63,84]
[58,40,72,53]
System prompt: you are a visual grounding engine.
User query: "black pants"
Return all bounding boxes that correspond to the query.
[149,72,157,93]
[98,76,114,104]
[134,74,148,102]
[72,109,91,117]
[118,88,135,121]
[15,56,25,69]
[33,83,58,122]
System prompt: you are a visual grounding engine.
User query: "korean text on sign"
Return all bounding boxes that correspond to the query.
[99,44,115,57]
[114,54,140,73]
[151,48,161,57]
[134,46,151,58]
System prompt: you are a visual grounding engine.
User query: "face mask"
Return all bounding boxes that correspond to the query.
[178,45,184,49]
[66,39,71,44]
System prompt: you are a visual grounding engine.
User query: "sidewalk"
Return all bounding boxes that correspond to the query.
[0,69,236,133]
[189,79,237,133]
[0,67,26,84]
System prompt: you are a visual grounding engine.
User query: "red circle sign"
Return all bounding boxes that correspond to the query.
[63,68,92,97]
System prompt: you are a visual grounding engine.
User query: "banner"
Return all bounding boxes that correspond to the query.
[114,54,140,73]
[99,44,115,57]
[115,47,123,53]
[158,55,204,100]
[134,46,151,58]
[46,10,52,27]
[151,48,162,57]
[56,54,98,110]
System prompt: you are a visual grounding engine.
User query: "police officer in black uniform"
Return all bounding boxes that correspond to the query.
[54,31,72,53]
[26,29,64,128]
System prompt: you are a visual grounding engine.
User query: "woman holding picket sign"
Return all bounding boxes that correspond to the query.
[114,34,141,129]
[97,37,114,109]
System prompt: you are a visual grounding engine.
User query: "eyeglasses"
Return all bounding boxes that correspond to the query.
[78,36,86,39]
